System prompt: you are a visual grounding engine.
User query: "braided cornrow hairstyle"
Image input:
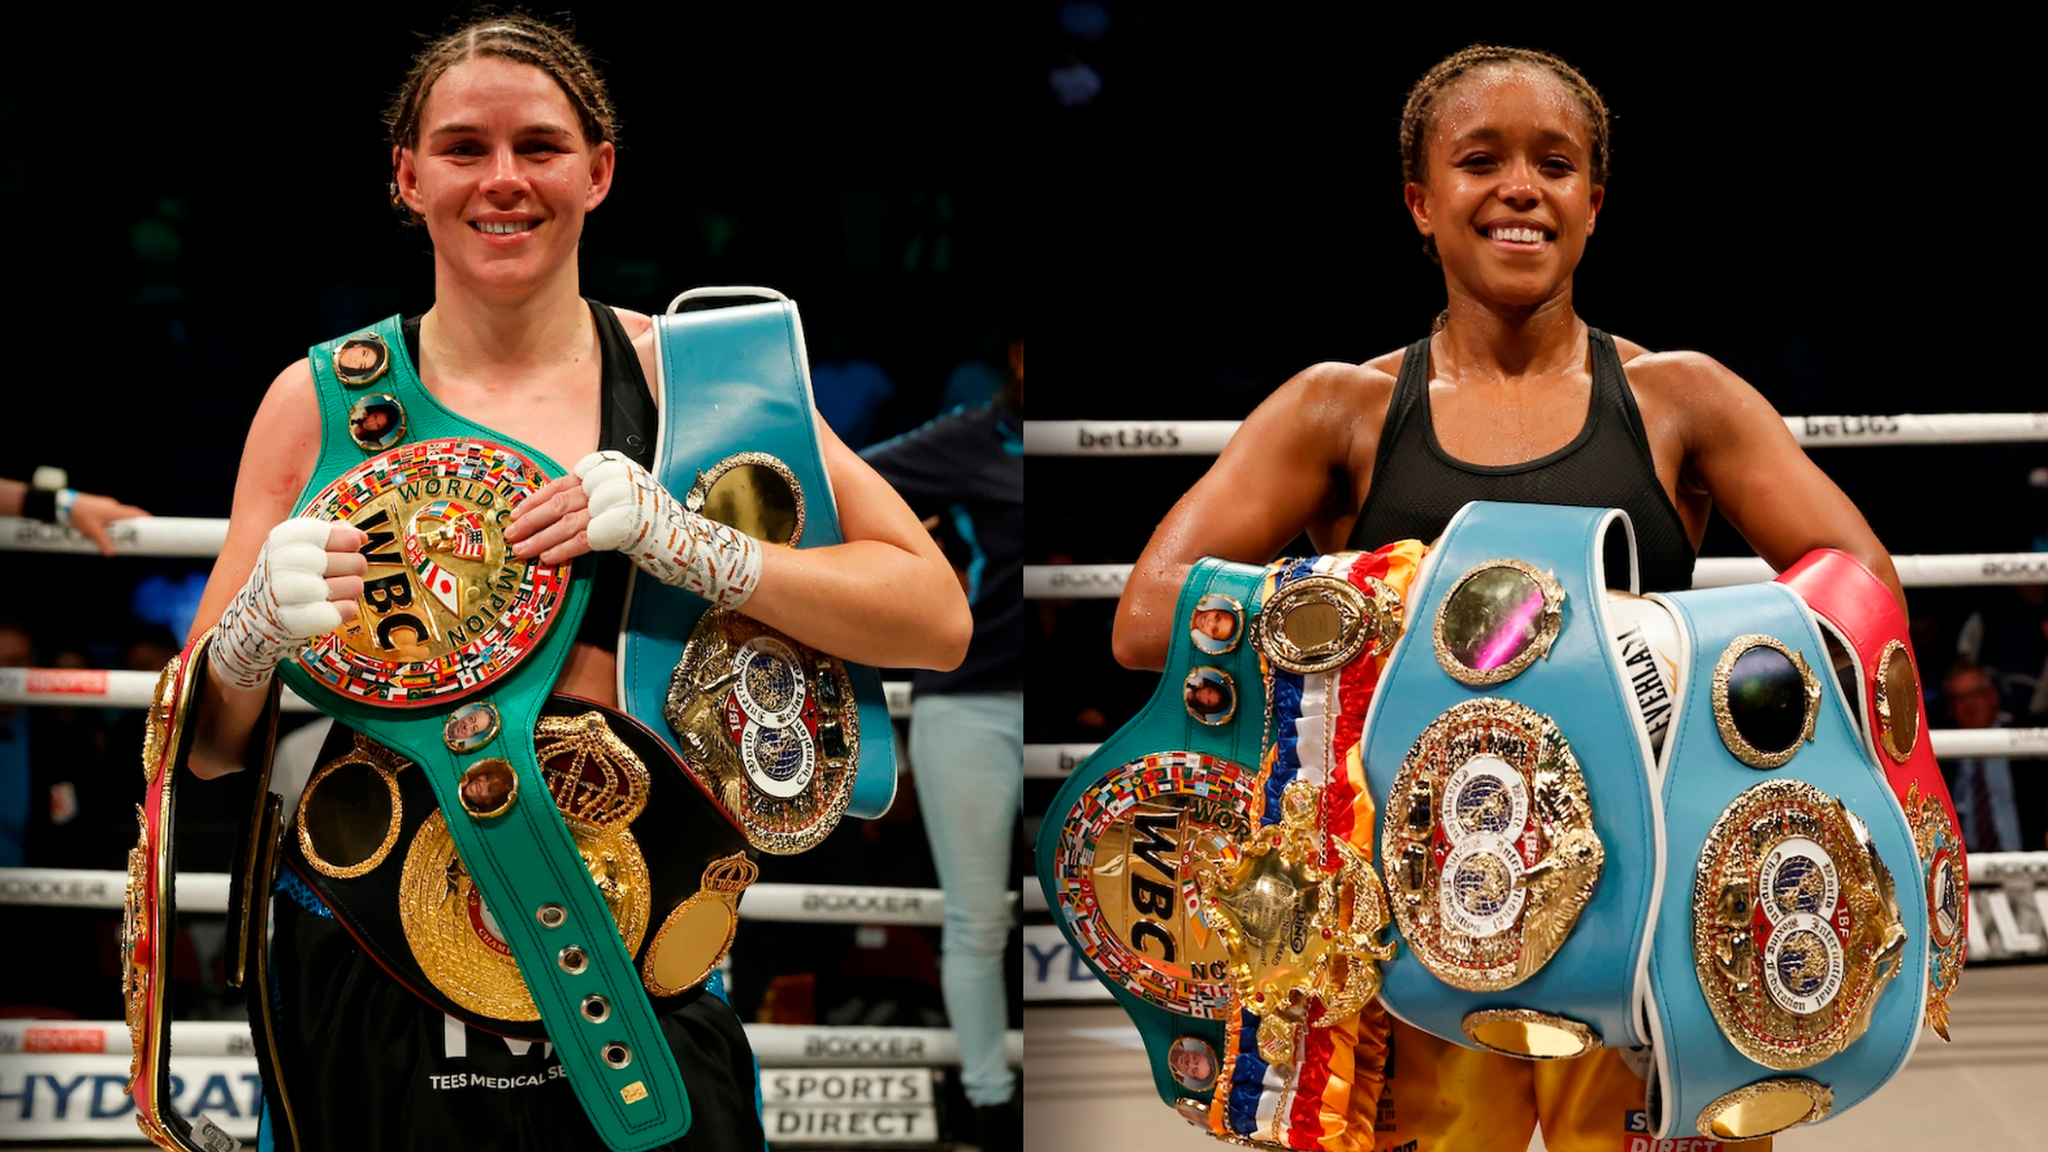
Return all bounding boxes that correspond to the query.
[1400,45,1610,262]
[385,11,621,222]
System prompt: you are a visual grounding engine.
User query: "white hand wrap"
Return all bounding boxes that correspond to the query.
[209,519,350,690]
[577,451,764,608]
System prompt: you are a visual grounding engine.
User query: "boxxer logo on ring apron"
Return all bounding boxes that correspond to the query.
[293,440,569,703]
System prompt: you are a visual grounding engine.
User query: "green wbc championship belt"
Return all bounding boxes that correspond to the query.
[277,317,690,1152]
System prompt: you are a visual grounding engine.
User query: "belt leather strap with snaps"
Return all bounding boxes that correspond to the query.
[280,314,687,1152]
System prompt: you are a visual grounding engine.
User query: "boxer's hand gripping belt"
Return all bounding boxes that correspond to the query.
[209,519,354,690]
[579,451,763,608]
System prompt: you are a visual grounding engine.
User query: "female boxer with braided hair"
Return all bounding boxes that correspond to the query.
[1113,43,1899,1152]
[182,14,967,1150]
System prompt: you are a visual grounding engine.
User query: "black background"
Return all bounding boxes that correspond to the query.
[5,4,1026,652]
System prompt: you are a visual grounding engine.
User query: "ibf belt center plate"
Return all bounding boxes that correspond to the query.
[293,439,569,705]
[1051,751,1258,1018]
[666,609,858,855]
[1693,779,1906,1070]
[1382,697,1604,993]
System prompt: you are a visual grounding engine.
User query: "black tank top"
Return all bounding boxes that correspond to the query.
[402,300,656,649]
[1346,329,1695,593]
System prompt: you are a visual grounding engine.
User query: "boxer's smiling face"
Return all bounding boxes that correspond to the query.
[394,55,614,300]
[1405,64,1602,312]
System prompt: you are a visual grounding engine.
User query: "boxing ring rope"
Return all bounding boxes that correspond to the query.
[0,666,915,721]
[1025,554,2048,599]
[0,866,1013,927]
[1022,412,2048,456]
[1,416,2040,555]
[0,1019,1020,1069]
[0,516,228,557]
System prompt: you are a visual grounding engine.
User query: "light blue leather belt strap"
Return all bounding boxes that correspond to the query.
[621,300,898,818]
[1361,501,1660,1050]
[1034,557,1267,1106]
[1647,584,1928,1138]
[283,317,690,1151]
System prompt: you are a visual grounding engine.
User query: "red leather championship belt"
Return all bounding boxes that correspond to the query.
[124,630,285,1151]
[1778,549,1967,1038]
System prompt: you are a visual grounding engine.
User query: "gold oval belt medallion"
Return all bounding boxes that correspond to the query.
[293,439,569,706]
[1382,698,1604,992]
[1692,779,1907,1070]
[399,712,653,1020]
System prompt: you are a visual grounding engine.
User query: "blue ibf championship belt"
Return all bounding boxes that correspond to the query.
[1361,502,1656,1059]
[1645,580,1925,1142]
[1355,501,1930,1143]
[1036,544,1424,1151]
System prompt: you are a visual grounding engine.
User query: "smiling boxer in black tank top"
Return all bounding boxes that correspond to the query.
[1350,328,1694,593]
[1105,45,1905,1152]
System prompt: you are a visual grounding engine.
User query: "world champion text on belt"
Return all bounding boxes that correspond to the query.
[292,440,568,705]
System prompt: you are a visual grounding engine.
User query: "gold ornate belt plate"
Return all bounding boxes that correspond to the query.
[1692,779,1907,1069]
[1383,697,1604,992]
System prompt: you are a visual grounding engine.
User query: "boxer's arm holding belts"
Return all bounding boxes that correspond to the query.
[209,519,368,689]
[183,518,364,779]
[507,433,967,670]
[578,451,763,607]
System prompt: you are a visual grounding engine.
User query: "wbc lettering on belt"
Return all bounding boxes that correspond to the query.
[292,440,568,705]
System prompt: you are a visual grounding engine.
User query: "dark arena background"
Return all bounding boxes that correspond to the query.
[3,6,2046,1151]
[0,6,1025,1149]
[1024,13,2046,1152]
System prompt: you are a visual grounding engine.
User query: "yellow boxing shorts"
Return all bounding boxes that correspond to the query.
[1371,1019,1771,1152]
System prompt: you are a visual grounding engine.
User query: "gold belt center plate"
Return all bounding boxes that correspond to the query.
[293,439,570,706]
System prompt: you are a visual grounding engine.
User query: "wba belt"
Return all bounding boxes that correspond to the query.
[284,696,750,1038]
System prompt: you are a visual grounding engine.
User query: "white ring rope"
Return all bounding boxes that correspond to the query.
[0,867,1016,926]
[1023,730,2048,778]
[6,415,2036,555]
[0,666,914,721]
[0,1018,1021,1068]
[1025,554,2048,600]
[1023,413,2048,457]
[0,515,227,556]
